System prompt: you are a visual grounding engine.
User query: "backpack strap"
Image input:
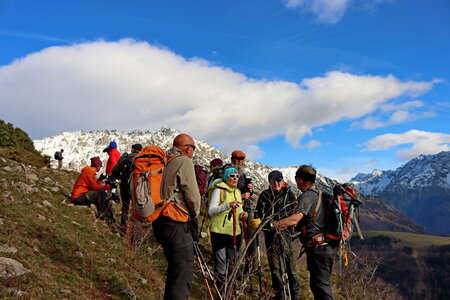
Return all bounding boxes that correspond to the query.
[311,190,322,217]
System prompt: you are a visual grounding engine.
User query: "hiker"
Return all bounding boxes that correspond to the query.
[70,156,115,224]
[274,165,336,300]
[111,143,143,228]
[231,150,257,270]
[208,167,248,292]
[152,133,201,300]
[54,149,64,169]
[103,141,120,175]
[251,170,300,299]
[208,158,224,186]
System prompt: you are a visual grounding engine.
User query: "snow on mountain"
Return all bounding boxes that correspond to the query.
[350,151,450,234]
[351,152,450,196]
[34,127,338,193]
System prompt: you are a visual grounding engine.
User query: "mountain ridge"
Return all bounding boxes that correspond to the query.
[351,151,450,234]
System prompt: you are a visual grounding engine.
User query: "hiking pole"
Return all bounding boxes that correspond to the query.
[232,207,237,265]
[194,242,224,300]
[279,242,292,300]
[255,231,263,295]
[194,244,214,300]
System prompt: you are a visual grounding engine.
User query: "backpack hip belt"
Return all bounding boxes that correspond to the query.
[304,233,328,247]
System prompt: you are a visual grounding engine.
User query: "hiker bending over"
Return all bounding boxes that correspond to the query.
[70,157,114,224]
[152,133,201,300]
[103,141,120,175]
[275,165,336,300]
[111,143,143,228]
[251,170,301,299]
[208,167,248,292]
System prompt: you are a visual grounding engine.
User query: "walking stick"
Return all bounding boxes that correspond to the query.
[256,232,263,295]
[279,241,292,300]
[194,242,224,300]
[232,207,237,264]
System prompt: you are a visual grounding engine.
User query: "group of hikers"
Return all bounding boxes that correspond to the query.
[67,133,340,300]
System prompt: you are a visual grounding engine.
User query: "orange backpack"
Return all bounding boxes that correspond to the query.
[130,146,167,222]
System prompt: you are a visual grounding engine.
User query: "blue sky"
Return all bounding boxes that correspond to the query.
[1,0,449,181]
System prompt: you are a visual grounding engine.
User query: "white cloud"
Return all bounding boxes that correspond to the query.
[243,145,265,160]
[283,0,349,24]
[352,110,436,129]
[379,100,424,112]
[0,40,434,151]
[303,140,323,149]
[283,0,397,24]
[363,130,450,160]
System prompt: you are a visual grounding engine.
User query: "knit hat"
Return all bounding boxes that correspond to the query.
[268,170,283,182]
[231,150,246,159]
[223,167,238,181]
[132,143,143,152]
[210,158,224,167]
[109,141,117,149]
[90,156,102,168]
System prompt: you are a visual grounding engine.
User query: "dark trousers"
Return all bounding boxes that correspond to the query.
[265,233,301,300]
[153,217,194,300]
[119,185,130,227]
[210,232,242,277]
[72,190,111,219]
[305,245,335,300]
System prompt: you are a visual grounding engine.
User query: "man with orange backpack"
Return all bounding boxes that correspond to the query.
[152,133,201,300]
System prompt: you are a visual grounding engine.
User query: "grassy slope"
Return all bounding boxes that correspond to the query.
[0,158,165,299]
[363,230,450,248]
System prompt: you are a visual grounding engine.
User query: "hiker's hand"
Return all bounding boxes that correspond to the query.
[250,218,261,230]
[242,192,251,199]
[240,212,248,220]
[229,201,241,209]
[247,183,253,193]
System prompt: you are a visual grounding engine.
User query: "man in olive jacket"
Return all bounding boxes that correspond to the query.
[152,133,201,300]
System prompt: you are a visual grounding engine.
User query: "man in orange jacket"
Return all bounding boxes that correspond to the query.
[71,156,114,223]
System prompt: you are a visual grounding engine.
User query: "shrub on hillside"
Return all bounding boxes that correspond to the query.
[0,120,50,167]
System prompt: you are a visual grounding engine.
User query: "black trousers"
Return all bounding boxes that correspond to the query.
[305,245,336,300]
[119,185,130,227]
[153,217,194,300]
[72,190,110,219]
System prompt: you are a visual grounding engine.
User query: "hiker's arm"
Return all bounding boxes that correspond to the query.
[274,213,303,230]
[179,158,201,217]
[208,189,234,216]
[86,171,110,191]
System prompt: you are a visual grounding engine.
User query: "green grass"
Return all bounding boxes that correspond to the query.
[363,230,450,248]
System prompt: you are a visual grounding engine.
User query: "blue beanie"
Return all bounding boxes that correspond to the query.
[223,168,238,181]
[109,141,117,149]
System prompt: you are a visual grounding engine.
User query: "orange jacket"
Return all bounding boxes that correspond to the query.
[106,148,121,175]
[71,166,111,200]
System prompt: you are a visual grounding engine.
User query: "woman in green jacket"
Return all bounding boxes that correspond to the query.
[208,167,248,289]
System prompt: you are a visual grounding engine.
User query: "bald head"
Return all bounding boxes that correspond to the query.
[173,134,194,147]
[173,133,196,158]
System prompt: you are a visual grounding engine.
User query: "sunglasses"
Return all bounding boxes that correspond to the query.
[229,174,240,179]
[270,178,283,183]
[184,144,196,151]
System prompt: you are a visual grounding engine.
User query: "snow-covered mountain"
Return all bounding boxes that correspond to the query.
[33,127,336,194]
[351,151,450,234]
